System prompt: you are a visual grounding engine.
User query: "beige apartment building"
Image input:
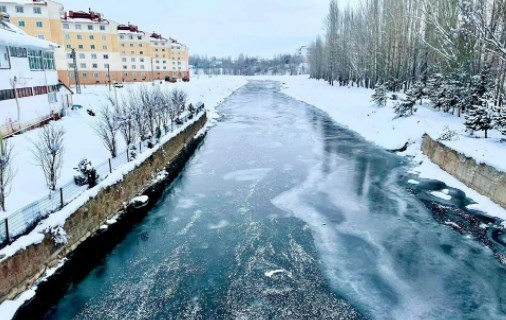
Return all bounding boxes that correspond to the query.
[0,0,190,86]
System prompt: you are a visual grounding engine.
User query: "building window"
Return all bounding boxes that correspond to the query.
[101,35,106,41]
[43,51,55,69]
[0,6,6,13]
[131,57,135,62]
[139,44,143,47]
[9,47,27,58]
[48,85,58,102]
[0,46,10,69]
[33,7,42,14]
[0,89,15,101]
[91,54,97,59]
[140,65,145,69]
[120,35,124,40]
[79,53,85,59]
[100,25,105,31]
[103,54,109,59]
[94,73,99,78]
[28,49,44,70]
[122,57,126,62]
[64,34,70,40]
[18,21,25,27]
[104,63,109,68]
[90,45,95,49]
[140,58,144,62]
[121,43,125,47]
[129,36,133,40]
[15,6,24,13]
[75,24,82,30]
[123,65,127,70]
[16,87,33,98]
[137,36,142,40]
[33,86,48,95]
[130,43,133,47]
[92,63,98,68]
[131,65,136,69]
[68,72,74,78]
[102,45,107,50]
[88,25,93,30]
[80,63,86,68]
[36,21,43,28]
[77,34,83,40]
[89,35,94,40]
[78,45,84,49]
[66,44,71,49]
[63,23,69,29]
[139,51,143,55]
[82,72,87,78]
[68,63,74,68]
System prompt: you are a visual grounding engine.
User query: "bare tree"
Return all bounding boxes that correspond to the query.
[94,104,119,158]
[0,139,14,211]
[118,97,137,152]
[32,123,65,191]
[171,89,188,113]
[139,86,157,137]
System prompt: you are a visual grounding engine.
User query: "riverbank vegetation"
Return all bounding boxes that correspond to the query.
[308,0,506,138]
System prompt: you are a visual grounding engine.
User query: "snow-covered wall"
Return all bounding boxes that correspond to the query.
[422,134,506,210]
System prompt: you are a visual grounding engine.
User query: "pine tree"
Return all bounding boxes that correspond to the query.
[493,107,506,136]
[371,83,387,106]
[427,74,444,108]
[465,98,493,138]
[411,81,426,105]
[394,88,418,117]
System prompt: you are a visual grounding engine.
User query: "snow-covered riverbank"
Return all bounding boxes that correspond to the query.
[2,76,246,219]
[270,76,506,220]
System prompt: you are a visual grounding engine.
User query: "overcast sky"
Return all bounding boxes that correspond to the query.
[57,0,343,58]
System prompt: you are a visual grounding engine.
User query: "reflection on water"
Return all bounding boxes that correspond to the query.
[43,81,505,320]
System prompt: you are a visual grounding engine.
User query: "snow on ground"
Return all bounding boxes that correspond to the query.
[2,76,246,219]
[258,75,506,220]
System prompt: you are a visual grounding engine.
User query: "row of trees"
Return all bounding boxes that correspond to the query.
[309,0,506,138]
[190,54,307,76]
[0,87,193,212]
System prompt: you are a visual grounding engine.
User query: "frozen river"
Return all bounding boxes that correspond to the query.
[29,81,506,319]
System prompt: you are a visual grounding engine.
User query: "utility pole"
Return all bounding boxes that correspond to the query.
[107,64,111,91]
[9,76,20,127]
[71,48,81,94]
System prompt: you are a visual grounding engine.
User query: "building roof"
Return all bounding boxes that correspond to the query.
[0,19,58,50]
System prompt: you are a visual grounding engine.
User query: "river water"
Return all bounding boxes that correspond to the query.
[40,81,505,319]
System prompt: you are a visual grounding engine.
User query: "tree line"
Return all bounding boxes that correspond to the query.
[0,86,195,212]
[309,0,506,138]
[190,54,307,76]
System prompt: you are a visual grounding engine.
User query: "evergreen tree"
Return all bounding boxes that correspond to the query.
[411,81,426,105]
[427,74,444,108]
[371,83,387,106]
[493,107,506,136]
[465,98,493,138]
[394,88,418,117]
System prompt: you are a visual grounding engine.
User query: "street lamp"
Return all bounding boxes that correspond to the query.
[9,76,20,126]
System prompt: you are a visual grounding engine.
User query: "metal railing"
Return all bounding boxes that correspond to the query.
[0,104,205,248]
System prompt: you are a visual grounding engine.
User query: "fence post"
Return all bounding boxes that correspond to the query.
[139,141,142,153]
[127,149,130,162]
[60,187,64,209]
[5,219,10,244]
[108,158,112,173]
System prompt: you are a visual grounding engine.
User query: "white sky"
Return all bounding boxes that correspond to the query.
[57,0,356,58]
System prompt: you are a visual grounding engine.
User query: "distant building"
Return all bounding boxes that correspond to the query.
[0,0,190,86]
[0,12,72,136]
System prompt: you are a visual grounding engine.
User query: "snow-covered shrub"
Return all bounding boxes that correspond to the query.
[493,107,506,137]
[48,225,68,245]
[73,158,99,188]
[437,126,459,141]
[371,83,387,106]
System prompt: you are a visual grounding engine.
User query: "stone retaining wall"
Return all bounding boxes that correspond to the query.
[421,134,506,210]
[0,114,207,303]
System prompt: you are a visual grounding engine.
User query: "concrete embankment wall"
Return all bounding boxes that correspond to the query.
[0,114,207,304]
[421,134,506,210]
